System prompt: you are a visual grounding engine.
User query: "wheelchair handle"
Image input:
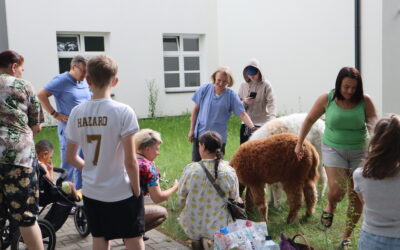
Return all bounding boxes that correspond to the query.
[55,168,68,187]
[53,168,65,174]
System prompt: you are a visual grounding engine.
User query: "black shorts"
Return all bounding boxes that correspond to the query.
[83,193,145,240]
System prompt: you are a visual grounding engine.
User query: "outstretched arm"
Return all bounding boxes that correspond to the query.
[295,93,327,160]
[148,180,179,204]
[239,112,256,130]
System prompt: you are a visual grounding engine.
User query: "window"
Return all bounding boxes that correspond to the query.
[56,33,107,73]
[162,35,202,92]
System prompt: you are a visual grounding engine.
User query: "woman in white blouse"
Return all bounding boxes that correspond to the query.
[178,130,240,249]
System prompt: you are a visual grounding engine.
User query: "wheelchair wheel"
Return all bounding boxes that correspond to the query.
[74,206,90,237]
[0,219,14,250]
[11,219,56,250]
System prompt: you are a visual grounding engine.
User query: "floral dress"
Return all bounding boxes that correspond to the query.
[178,159,239,240]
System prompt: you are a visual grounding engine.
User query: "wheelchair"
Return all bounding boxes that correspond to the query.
[0,161,89,250]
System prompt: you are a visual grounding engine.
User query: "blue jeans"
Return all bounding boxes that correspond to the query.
[359,231,400,250]
[60,145,83,190]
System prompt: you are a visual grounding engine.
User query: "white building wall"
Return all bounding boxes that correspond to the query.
[361,0,383,116]
[4,0,387,117]
[0,0,8,52]
[5,0,218,118]
[382,0,400,115]
[218,0,355,115]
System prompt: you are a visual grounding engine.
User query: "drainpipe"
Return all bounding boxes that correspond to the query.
[355,0,361,71]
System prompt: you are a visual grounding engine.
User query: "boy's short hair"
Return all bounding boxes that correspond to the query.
[87,55,118,89]
[35,140,54,154]
[134,129,163,151]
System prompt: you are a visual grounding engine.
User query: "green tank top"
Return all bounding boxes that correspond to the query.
[322,90,367,150]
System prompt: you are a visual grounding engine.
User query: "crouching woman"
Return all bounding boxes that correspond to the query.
[178,131,240,249]
[134,129,179,233]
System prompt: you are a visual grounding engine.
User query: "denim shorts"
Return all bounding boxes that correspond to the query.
[321,143,366,171]
[358,230,400,250]
[0,163,39,227]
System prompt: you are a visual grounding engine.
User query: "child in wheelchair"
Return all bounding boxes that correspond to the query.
[34,140,89,237]
[35,140,82,201]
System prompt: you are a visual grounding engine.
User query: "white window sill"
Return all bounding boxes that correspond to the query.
[165,88,198,94]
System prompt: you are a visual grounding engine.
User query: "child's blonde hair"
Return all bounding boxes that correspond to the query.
[134,129,163,151]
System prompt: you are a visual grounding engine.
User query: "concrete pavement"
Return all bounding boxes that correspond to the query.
[54,215,190,250]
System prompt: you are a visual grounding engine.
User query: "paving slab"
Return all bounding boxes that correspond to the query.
[53,215,190,250]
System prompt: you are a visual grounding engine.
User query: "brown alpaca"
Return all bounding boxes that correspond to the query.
[230,133,319,223]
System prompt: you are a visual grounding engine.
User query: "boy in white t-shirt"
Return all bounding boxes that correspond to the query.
[65,55,144,250]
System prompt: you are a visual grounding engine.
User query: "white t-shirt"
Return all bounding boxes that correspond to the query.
[66,98,139,202]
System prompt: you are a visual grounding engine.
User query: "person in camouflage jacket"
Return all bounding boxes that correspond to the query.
[0,50,44,250]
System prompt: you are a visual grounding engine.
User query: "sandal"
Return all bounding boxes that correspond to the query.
[321,211,334,228]
[340,239,351,249]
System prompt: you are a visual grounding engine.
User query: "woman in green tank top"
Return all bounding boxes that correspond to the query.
[295,67,377,249]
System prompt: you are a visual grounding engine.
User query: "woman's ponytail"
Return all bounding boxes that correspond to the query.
[214,149,223,179]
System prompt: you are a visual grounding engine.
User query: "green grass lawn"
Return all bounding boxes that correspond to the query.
[36,115,361,249]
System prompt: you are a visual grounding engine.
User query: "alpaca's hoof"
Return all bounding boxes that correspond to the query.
[261,214,269,222]
[306,212,314,217]
[286,215,297,224]
[300,214,312,223]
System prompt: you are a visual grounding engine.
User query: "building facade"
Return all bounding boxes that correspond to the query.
[1,0,399,118]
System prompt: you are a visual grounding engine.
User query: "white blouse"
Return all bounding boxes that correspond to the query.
[178,159,239,240]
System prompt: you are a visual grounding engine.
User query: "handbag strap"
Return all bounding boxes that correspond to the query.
[292,233,312,250]
[199,161,226,199]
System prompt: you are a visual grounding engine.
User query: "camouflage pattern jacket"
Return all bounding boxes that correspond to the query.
[0,72,44,168]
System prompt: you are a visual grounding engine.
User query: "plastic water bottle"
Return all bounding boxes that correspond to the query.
[262,236,280,250]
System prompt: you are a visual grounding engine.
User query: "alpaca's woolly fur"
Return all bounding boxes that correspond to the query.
[249,113,327,207]
[230,133,319,223]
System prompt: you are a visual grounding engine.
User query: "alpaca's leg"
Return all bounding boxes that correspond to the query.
[269,183,283,208]
[303,181,318,217]
[245,187,255,213]
[239,183,246,198]
[249,184,268,221]
[283,183,303,223]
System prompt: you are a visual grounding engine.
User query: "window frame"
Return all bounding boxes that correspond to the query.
[163,34,203,93]
[56,32,108,73]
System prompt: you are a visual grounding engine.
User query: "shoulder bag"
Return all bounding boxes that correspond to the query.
[199,162,247,221]
[280,233,315,250]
